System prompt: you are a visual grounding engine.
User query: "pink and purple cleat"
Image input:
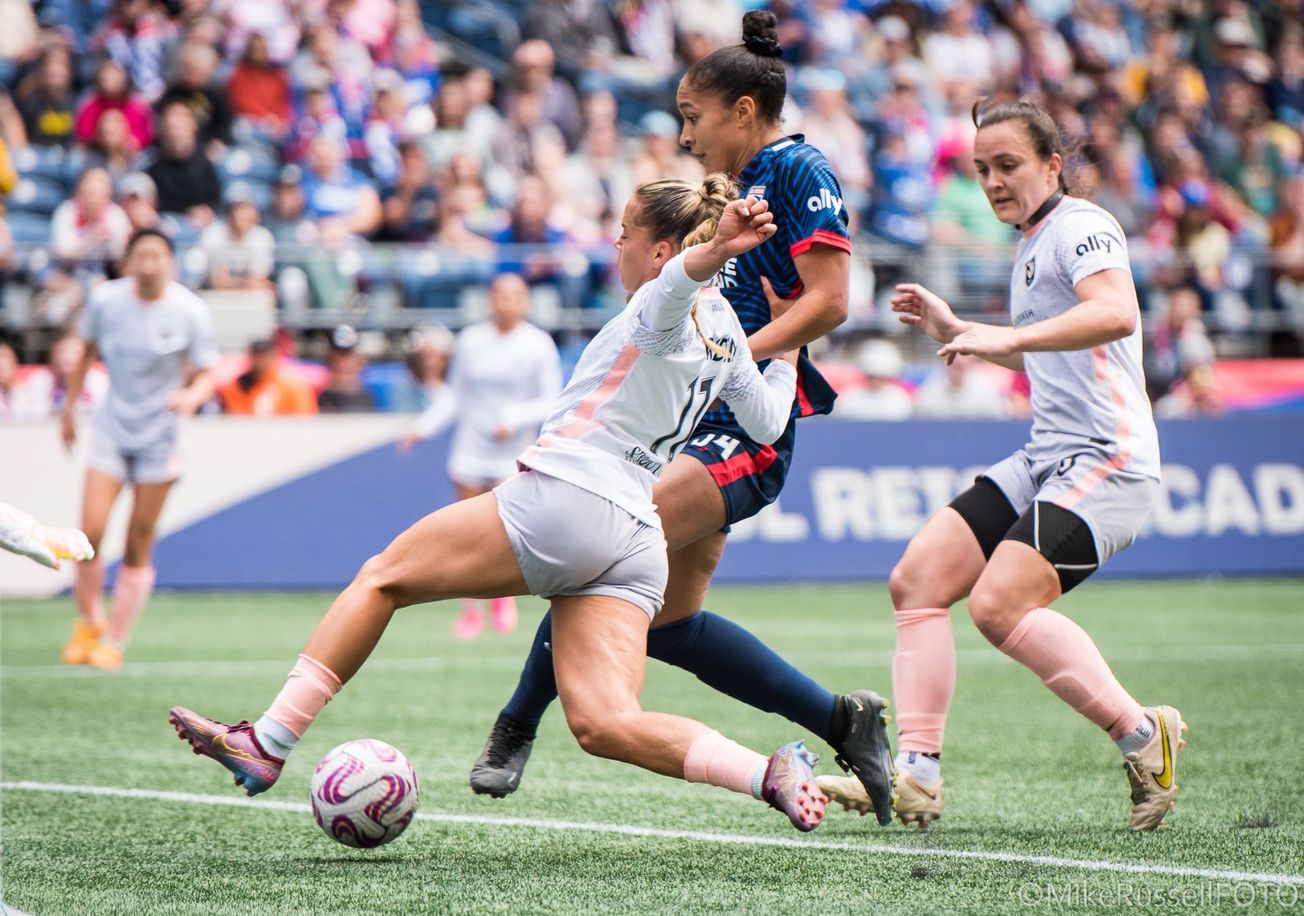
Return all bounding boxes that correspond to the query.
[168,706,284,796]
[762,740,828,832]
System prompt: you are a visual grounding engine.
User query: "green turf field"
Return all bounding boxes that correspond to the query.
[2,580,1303,914]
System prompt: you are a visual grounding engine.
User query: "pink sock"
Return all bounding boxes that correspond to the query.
[683,729,768,798]
[264,654,343,738]
[892,607,955,754]
[106,565,155,648]
[74,557,106,628]
[998,607,1144,739]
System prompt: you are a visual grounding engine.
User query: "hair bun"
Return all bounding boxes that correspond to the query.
[741,10,782,58]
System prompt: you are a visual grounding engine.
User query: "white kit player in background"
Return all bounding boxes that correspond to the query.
[59,228,218,671]
[818,99,1185,833]
[170,182,832,834]
[399,272,563,638]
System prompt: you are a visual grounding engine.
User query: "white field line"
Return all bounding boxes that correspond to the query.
[2,780,1301,888]
[3,643,1303,680]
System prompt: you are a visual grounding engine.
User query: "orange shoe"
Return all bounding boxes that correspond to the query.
[86,642,124,671]
[62,621,103,666]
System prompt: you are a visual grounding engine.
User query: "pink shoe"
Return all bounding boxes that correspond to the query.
[168,706,284,796]
[762,740,827,832]
[490,597,518,634]
[452,605,484,640]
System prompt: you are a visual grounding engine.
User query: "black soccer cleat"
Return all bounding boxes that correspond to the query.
[828,689,895,826]
[470,712,535,798]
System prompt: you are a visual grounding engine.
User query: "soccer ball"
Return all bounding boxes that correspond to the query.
[309,738,420,848]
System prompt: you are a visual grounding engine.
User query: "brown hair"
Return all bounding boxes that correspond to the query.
[631,173,738,357]
[971,97,1073,193]
[682,11,786,124]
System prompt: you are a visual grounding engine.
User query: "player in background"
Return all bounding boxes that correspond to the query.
[60,228,218,671]
[468,11,896,827]
[817,99,1185,832]
[398,272,563,638]
[170,185,831,833]
[0,502,93,569]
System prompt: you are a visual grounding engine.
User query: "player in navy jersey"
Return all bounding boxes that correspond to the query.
[468,11,896,827]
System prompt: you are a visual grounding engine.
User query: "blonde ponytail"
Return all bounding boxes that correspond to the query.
[632,172,739,361]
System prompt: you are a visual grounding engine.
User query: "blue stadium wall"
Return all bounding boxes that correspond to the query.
[147,417,1304,588]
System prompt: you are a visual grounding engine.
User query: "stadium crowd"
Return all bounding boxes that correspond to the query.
[1,0,1303,421]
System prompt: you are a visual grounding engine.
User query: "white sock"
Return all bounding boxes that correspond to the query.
[254,715,299,759]
[895,750,940,785]
[1115,711,1156,756]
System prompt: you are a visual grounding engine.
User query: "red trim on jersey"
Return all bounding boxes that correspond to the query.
[789,230,852,259]
[707,444,779,487]
[795,373,814,417]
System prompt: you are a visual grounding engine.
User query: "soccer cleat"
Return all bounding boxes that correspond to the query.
[86,641,123,671]
[470,712,535,797]
[1123,705,1187,832]
[828,690,895,826]
[168,706,284,796]
[892,770,944,828]
[761,740,827,832]
[62,621,103,666]
[452,606,484,640]
[489,597,518,634]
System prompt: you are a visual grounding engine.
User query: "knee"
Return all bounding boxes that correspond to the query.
[889,555,944,610]
[565,707,634,760]
[967,581,1020,646]
[353,552,408,611]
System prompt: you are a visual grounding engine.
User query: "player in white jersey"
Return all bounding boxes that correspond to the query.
[59,229,218,671]
[399,273,563,638]
[169,178,833,832]
[818,99,1185,832]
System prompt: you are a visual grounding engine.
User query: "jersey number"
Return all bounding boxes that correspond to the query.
[651,377,714,456]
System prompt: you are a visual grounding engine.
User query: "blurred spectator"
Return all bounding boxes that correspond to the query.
[522,0,620,83]
[386,0,440,112]
[560,119,634,238]
[1267,29,1304,128]
[292,23,372,138]
[869,122,932,251]
[264,165,317,245]
[1269,171,1304,355]
[51,166,130,266]
[158,40,234,151]
[379,142,440,243]
[16,44,77,148]
[932,145,1010,248]
[391,325,454,412]
[17,334,108,418]
[1215,113,1288,219]
[117,170,168,234]
[219,336,317,415]
[1146,286,1216,401]
[489,90,567,198]
[317,325,376,413]
[504,39,582,151]
[629,110,702,186]
[286,71,351,163]
[914,356,1008,419]
[73,57,154,152]
[0,88,26,152]
[220,0,301,65]
[798,69,870,196]
[922,1,994,98]
[1067,0,1132,75]
[491,175,569,288]
[227,33,292,139]
[92,0,174,103]
[364,70,410,187]
[145,100,222,227]
[300,134,383,243]
[199,191,275,291]
[0,341,38,420]
[331,0,397,59]
[1155,364,1222,418]
[80,109,139,183]
[834,340,913,420]
[422,76,498,172]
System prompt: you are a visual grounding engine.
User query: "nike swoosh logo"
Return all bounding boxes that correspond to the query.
[913,780,938,800]
[1154,711,1173,789]
[849,697,864,712]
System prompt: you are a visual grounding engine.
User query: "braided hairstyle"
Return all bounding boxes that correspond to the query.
[632,173,738,358]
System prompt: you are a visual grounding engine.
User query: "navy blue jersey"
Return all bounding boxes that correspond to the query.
[707,134,850,424]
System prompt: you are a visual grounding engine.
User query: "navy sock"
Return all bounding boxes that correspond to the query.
[648,610,837,741]
[500,611,558,732]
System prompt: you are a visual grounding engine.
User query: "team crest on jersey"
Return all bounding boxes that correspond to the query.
[746,185,767,199]
[1024,256,1036,287]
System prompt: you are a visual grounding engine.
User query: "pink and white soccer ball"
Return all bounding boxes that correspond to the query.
[309,739,420,848]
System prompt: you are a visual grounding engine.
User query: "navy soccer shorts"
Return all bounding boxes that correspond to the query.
[680,416,798,528]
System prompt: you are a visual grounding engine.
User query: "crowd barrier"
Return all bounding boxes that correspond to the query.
[1,415,1301,597]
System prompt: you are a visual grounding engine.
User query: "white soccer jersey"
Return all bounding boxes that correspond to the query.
[79,278,218,451]
[1009,197,1160,480]
[412,319,563,483]
[518,252,797,528]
